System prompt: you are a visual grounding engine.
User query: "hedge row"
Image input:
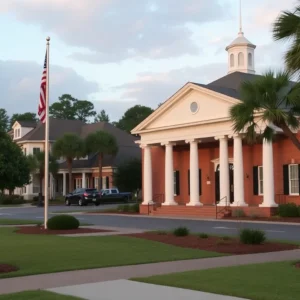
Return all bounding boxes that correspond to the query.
[0,195,25,205]
[278,203,300,218]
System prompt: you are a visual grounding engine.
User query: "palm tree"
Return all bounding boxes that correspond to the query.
[27,151,59,199]
[230,70,300,150]
[273,2,300,75]
[52,133,84,193]
[85,130,118,191]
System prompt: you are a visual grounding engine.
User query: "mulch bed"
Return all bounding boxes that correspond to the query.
[124,232,299,255]
[16,226,114,235]
[0,264,18,274]
[86,211,139,215]
[224,217,300,223]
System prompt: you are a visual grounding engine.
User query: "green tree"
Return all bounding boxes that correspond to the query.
[94,109,110,123]
[85,131,118,191]
[116,105,154,133]
[27,151,59,195]
[50,94,96,123]
[10,112,37,129]
[273,3,300,75]
[230,70,300,149]
[0,132,30,193]
[0,108,9,132]
[113,158,141,193]
[52,133,84,193]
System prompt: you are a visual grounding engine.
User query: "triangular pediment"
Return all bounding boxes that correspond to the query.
[132,83,240,133]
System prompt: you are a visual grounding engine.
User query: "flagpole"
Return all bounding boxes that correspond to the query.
[44,36,50,229]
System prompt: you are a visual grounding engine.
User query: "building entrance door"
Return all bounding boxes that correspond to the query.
[215,163,234,204]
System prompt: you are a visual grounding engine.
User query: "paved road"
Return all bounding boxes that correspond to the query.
[0,205,300,242]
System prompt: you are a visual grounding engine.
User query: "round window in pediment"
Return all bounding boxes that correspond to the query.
[190,101,199,114]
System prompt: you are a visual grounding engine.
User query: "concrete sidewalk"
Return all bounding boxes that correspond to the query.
[48,280,247,300]
[0,249,299,295]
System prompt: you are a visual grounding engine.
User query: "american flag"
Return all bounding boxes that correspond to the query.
[38,51,47,123]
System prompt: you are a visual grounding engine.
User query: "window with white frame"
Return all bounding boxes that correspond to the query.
[14,128,20,139]
[75,178,82,189]
[173,171,177,196]
[94,177,99,190]
[258,166,263,195]
[289,164,299,195]
[102,177,107,189]
[33,147,41,155]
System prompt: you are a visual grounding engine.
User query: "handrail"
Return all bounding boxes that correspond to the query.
[147,193,164,215]
[216,196,229,219]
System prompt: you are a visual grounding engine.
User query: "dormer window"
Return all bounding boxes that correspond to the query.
[14,128,21,139]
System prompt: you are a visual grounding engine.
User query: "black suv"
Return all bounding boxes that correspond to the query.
[65,188,100,206]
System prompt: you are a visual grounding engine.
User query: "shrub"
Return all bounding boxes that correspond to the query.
[278,203,300,218]
[198,233,209,239]
[173,227,189,237]
[128,203,140,213]
[117,204,139,213]
[0,195,25,205]
[232,209,246,218]
[47,215,80,230]
[239,228,266,245]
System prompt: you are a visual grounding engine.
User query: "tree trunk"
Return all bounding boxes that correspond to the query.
[279,121,300,150]
[98,153,103,192]
[67,159,73,193]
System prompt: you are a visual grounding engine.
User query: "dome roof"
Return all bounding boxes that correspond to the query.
[226,32,256,51]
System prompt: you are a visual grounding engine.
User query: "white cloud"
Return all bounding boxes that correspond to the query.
[0,0,229,63]
[0,59,99,115]
[113,63,227,107]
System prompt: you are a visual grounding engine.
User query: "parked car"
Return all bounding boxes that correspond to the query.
[99,188,132,203]
[65,188,100,206]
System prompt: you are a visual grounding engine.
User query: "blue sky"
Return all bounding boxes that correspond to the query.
[0,0,297,121]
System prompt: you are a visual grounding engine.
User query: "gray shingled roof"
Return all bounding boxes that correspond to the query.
[18,118,140,168]
[191,71,261,100]
[17,121,37,128]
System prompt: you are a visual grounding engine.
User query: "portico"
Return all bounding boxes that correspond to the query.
[132,81,279,217]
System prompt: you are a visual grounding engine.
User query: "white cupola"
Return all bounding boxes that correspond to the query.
[226,0,256,74]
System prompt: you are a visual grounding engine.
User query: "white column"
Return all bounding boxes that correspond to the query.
[186,139,202,206]
[62,172,67,196]
[142,145,153,205]
[82,172,86,188]
[232,134,247,206]
[260,139,277,207]
[162,142,177,206]
[216,136,230,205]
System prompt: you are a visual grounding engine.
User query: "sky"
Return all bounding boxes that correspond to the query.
[0,0,298,122]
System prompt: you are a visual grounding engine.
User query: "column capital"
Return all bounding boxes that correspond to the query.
[214,135,228,141]
[229,133,244,139]
[161,141,176,147]
[185,139,201,144]
[140,144,151,149]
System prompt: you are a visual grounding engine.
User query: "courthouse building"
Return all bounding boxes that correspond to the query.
[132,26,300,218]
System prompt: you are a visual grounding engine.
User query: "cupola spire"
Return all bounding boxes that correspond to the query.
[225,0,256,74]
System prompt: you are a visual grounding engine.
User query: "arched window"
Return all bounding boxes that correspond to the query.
[248,53,253,67]
[238,52,244,66]
[230,54,234,67]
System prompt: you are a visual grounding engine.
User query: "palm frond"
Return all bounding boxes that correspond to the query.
[262,126,275,142]
[273,6,300,41]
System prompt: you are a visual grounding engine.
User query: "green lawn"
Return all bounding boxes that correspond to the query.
[0,219,42,225]
[134,261,300,300]
[0,227,221,278]
[0,219,92,226]
[0,291,82,300]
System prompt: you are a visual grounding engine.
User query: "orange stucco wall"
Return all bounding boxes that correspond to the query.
[143,135,300,207]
